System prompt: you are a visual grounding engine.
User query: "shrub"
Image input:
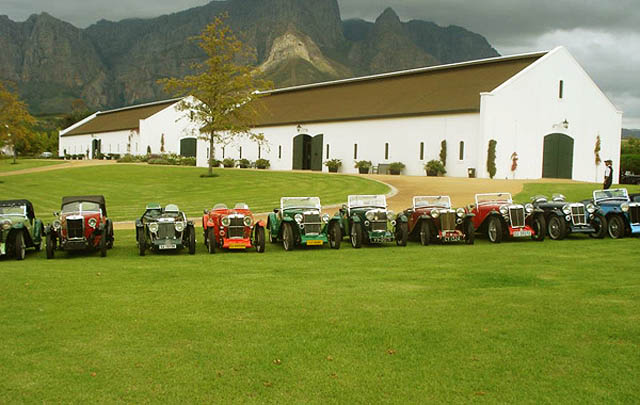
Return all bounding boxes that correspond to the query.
[439,140,447,167]
[324,159,342,172]
[389,162,405,175]
[148,158,170,165]
[237,158,251,168]
[210,159,222,167]
[222,158,235,168]
[487,140,497,179]
[621,154,640,174]
[117,154,137,163]
[425,159,446,176]
[255,158,270,169]
[180,157,196,166]
[354,160,372,169]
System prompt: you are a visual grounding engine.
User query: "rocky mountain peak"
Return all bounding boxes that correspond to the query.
[375,7,402,30]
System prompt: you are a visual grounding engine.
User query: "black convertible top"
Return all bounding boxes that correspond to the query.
[61,195,107,216]
[630,193,640,203]
[0,199,35,219]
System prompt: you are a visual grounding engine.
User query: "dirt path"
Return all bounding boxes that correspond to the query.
[0,160,117,177]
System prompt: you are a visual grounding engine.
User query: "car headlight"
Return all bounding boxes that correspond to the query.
[456,208,465,218]
[294,213,303,223]
[387,211,396,221]
[148,222,159,233]
[431,210,440,219]
[499,205,508,215]
[221,216,231,227]
[586,203,596,214]
[322,214,330,223]
[621,203,630,212]
[1,220,11,230]
[562,205,571,215]
[175,222,185,232]
[88,218,97,228]
[53,220,62,230]
[365,211,375,221]
[243,216,253,227]
[525,203,534,214]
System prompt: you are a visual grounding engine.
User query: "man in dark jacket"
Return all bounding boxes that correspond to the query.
[603,160,613,190]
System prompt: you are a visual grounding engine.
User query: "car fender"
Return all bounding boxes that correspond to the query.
[350,215,362,223]
[255,219,266,228]
[33,219,43,239]
[398,214,408,223]
[464,213,475,219]
[135,218,144,228]
[11,222,25,230]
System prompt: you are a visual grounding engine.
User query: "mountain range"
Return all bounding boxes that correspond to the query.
[0,0,499,114]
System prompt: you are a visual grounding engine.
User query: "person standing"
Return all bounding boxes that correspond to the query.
[603,159,613,190]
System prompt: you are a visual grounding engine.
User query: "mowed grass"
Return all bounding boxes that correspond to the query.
[1,231,639,403]
[515,182,640,203]
[0,165,390,221]
[0,158,64,173]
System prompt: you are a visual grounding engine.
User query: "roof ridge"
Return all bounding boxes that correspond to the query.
[97,97,183,115]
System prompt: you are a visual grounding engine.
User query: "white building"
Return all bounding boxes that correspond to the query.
[61,47,622,182]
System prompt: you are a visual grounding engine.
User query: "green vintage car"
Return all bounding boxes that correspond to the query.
[336,195,408,248]
[267,197,342,250]
[0,199,44,260]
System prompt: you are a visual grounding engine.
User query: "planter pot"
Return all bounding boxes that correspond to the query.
[426,170,437,176]
[328,167,339,173]
[239,165,249,169]
[389,169,401,175]
[223,165,234,168]
[257,166,268,170]
[358,167,370,174]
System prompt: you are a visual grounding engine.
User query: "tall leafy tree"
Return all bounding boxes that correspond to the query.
[159,14,270,176]
[0,81,36,163]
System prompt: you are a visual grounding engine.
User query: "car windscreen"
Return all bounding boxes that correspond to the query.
[62,202,101,213]
[594,189,628,202]
[414,196,450,209]
[476,193,512,205]
[282,197,321,210]
[348,195,386,208]
[0,205,25,215]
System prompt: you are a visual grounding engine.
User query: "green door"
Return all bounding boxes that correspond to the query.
[180,138,197,157]
[542,133,574,179]
[311,134,323,172]
[293,134,307,170]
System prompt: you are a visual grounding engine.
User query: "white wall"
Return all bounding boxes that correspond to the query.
[196,113,480,177]
[58,129,139,158]
[478,47,622,182]
[140,101,200,156]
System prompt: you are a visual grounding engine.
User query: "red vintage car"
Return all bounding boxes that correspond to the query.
[45,195,114,258]
[470,193,545,243]
[202,203,266,253]
[403,196,475,245]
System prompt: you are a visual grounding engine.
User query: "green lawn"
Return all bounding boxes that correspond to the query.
[515,182,640,203]
[0,158,64,173]
[1,232,638,403]
[0,165,390,221]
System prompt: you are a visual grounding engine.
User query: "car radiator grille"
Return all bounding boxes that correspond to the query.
[571,205,587,225]
[439,211,456,231]
[304,214,322,234]
[509,207,525,228]
[630,205,640,224]
[67,219,84,238]
[228,217,245,238]
[157,223,175,239]
[371,221,387,231]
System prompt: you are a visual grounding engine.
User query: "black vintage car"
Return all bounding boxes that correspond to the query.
[135,203,196,256]
[531,194,607,240]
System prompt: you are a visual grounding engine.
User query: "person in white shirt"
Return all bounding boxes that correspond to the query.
[603,160,613,190]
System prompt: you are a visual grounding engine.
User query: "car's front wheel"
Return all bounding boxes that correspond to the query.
[487,216,503,243]
[607,215,625,239]
[282,223,295,251]
[329,222,341,249]
[138,228,146,256]
[464,220,475,245]
[350,222,363,249]
[531,214,546,241]
[207,228,215,254]
[589,213,607,239]
[46,232,55,259]
[268,227,277,244]
[188,227,196,255]
[255,226,265,253]
[419,220,430,246]
[14,230,25,261]
[547,215,566,240]
[99,233,107,257]
[395,222,408,246]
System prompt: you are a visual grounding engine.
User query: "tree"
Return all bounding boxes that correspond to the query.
[159,14,270,176]
[487,140,497,179]
[439,140,447,167]
[0,81,36,163]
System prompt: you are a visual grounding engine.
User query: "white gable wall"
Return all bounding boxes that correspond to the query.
[139,102,199,156]
[478,47,622,182]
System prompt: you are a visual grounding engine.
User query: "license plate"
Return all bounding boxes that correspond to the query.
[306,240,323,246]
[229,243,246,250]
[513,230,531,237]
[159,244,176,250]
[443,235,462,242]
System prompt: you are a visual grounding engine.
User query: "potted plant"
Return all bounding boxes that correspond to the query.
[222,158,235,168]
[210,159,222,168]
[389,162,405,175]
[425,160,446,176]
[255,159,270,169]
[324,159,342,173]
[354,160,372,174]
[237,158,251,168]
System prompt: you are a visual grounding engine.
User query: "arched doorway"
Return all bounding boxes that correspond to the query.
[91,139,101,159]
[292,134,323,171]
[180,138,197,158]
[542,133,574,179]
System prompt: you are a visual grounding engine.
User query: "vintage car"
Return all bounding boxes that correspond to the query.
[136,203,196,256]
[202,203,265,253]
[403,196,475,245]
[0,199,44,260]
[590,188,640,238]
[267,197,342,251]
[531,194,607,240]
[45,195,114,259]
[335,195,408,248]
[470,193,545,243]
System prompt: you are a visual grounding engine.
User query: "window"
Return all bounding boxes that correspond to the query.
[459,141,464,160]
[222,146,225,158]
[354,144,358,160]
[258,145,261,159]
[559,80,564,99]
[385,143,389,160]
[326,144,330,159]
[278,145,282,159]
[239,146,243,159]
[420,142,425,160]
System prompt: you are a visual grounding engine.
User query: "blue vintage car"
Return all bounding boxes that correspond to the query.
[590,189,640,239]
[531,194,607,240]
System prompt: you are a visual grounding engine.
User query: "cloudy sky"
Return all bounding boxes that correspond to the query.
[3,0,639,128]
